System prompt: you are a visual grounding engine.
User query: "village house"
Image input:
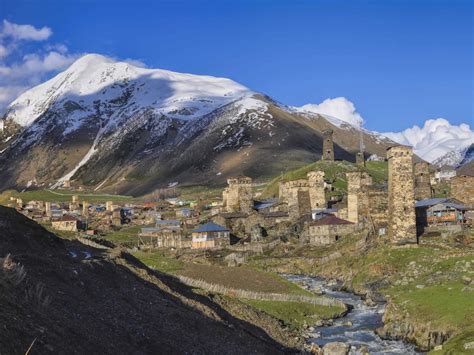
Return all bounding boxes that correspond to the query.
[191,222,230,249]
[52,215,81,232]
[139,227,185,248]
[415,198,470,235]
[303,214,355,246]
[432,166,456,183]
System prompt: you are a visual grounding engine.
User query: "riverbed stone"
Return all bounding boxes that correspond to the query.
[309,342,322,354]
[462,276,472,285]
[464,341,474,350]
[322,342,348,355]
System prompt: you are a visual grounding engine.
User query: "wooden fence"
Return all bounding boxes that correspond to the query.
[176,275,346,309]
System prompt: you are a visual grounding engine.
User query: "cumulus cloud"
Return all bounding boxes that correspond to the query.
[296,97,364,127]
[1,20,52,41]
[0,20,79,112]
[383,118,474,163]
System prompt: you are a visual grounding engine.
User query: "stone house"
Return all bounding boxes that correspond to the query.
[191,222,230,249]
[52,215,80,232]
[304,214,355,246]
[451,175,474,206]
[139,227,184,248]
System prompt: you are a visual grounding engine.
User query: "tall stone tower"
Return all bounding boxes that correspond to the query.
[414,162,432,200]
[356,152,365,167]
[307,171,326,210]
[280,180,311,220]
[322,129,335,161]
[387,146,417,244]
[83,201,89,217]
[223,176,253,213]
[346,171,372,224]
[45,201,52,217]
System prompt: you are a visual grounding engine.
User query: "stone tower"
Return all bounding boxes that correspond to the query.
[356,152,365,167]
[346,171,372,224]
[307,171,326,210]
[83,201,89,217]
[414,162,431,200]
[322,129,335,161]
[223,176,253,213]
[387,146,417,244]
[106,201,114,212]
[45,201,51,217]
[279,180,311,220]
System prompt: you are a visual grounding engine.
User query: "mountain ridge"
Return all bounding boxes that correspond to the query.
[0,54,426,195]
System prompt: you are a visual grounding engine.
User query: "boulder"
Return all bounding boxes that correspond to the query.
[462,276,472,285]
[323,342,349,355]
[310,342,323,354]
[464,341,474,350]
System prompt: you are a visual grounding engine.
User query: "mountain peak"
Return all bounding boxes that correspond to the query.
[3,53,255,128]
[68,53,115,70]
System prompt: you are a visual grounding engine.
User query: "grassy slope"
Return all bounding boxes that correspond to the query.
[131,249,345,331]
[241,299,344,331]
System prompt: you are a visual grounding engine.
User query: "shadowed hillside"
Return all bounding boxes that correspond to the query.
[0,206,294,354]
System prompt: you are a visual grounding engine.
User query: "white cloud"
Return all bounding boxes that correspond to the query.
[383,118,474,163]
[0,20,79,113]
[1,20,52,41]
[0,85,28,108]
[296,97,364,127]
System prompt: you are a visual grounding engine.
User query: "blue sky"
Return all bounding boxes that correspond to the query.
[0,0,472,132]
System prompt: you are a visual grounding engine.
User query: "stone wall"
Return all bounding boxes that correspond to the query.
[387,146,417,244]
[414,162,432,200]
[451,175,474,206]
[322,129,334,161]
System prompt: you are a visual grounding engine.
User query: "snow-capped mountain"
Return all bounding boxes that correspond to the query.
[431,144,474,168]
[0,54,410,194]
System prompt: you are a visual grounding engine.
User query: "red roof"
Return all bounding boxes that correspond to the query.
[59,215,78,222]
[309,214,353,226]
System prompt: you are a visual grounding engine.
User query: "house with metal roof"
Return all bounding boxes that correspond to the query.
[415,197,470,235]
[304,214,355,246]
[191,222,230,249]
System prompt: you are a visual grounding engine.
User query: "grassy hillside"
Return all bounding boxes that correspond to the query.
[260,160,388,199]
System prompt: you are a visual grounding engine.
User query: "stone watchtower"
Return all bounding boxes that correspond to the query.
[223,176,253,213]
[322,129,335,161]
[387,146,417,244]
[279,179,311,220]
[414,162,432,200]
[307,171,326,210]
[356,152,365,167]
[346,171,372,224]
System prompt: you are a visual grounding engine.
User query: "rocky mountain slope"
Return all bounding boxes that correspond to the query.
[0,54,396,195]
[0,205,292,354]
[432,144,474,169]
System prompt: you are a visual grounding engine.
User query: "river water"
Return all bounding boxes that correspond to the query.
[283,274,420,354]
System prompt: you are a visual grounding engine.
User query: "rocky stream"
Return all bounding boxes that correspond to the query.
[283,275,422,354]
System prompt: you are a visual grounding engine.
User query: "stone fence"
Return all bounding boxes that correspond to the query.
[176,275,346,309]
[76,236,113,249]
